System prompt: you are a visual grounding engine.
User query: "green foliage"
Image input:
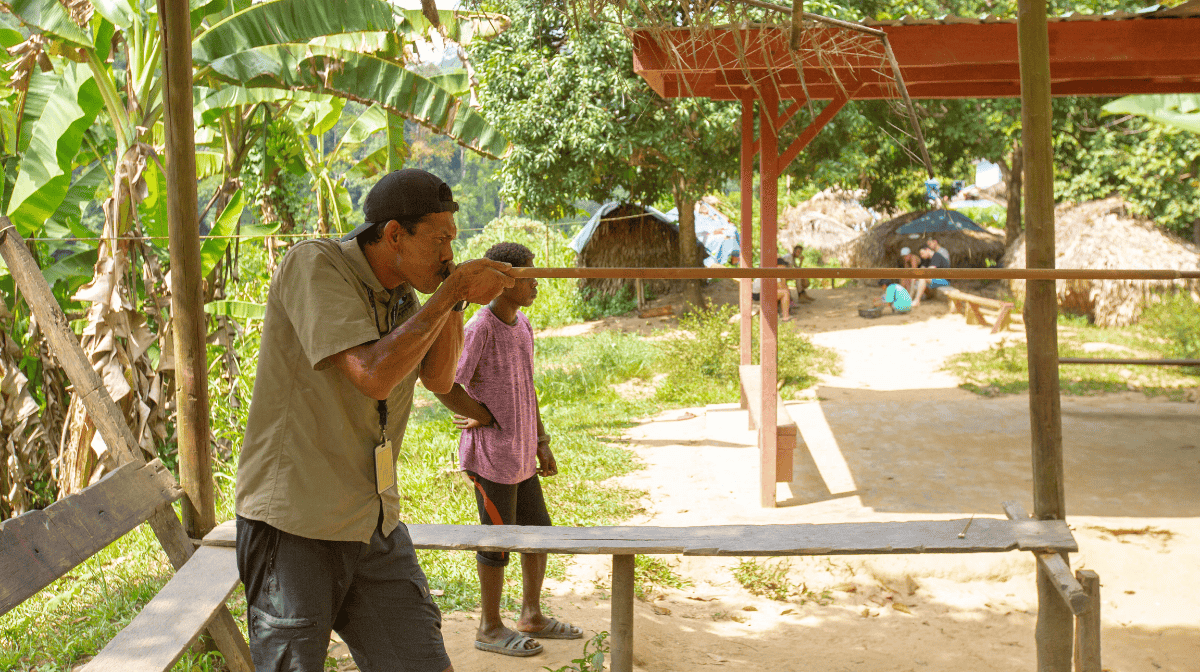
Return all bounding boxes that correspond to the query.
[1141,294,1200,365]
[733,559,793,601]
[543,631,609,672]
[946,312,1200,398]
[653,303,839,406]
[634,555,692,600]
[469,1,740,220]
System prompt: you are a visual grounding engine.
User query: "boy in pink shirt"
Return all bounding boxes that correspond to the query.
[434,242,581,658]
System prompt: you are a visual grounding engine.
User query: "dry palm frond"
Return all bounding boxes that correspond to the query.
[1004,197,1200,327]
[780,188,873,257]
[575,204,705,298]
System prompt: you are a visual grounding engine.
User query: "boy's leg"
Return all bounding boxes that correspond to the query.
[477,560,508,640]
[511,477,582,639]
[464,471,536,650]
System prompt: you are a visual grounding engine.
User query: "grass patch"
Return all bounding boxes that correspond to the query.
[653,304,840,407]
[732,559,794,601]
[634,556,692,600]
[946,309,1200,398]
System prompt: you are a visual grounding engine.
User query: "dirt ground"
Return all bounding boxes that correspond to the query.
[340,280,1200,671]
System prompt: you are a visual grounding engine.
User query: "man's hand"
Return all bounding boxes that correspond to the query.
[445,258,515,306]
[452,410,494,430]
[536,442,558,478]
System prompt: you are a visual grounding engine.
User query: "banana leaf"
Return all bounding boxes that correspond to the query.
[5,64,104,236]
[204,45,507,157]
[204,299,265,321]
[8,0,94,48]
[1103,94,1200,134]
[200,188,244,277]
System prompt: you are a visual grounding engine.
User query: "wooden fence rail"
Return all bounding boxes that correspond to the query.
[508,267,1200,281]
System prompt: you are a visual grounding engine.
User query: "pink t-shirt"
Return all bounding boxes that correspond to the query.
[454,307,538,484]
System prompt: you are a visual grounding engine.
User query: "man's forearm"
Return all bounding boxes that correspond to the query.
[419,312,464,394]
[327,284,463,400]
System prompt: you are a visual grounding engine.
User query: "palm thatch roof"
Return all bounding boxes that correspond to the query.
[572,203,706,298]
[1004,197,1200,327]
[842,210,1006,269]
[780,188,873,258]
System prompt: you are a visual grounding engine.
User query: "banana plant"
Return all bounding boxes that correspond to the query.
[1103,94,1200,134]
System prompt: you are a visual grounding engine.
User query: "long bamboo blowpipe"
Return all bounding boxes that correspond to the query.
[506,267,1200,281]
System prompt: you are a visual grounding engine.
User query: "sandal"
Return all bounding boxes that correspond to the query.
[475,631,543,657]
[520,618,584,640]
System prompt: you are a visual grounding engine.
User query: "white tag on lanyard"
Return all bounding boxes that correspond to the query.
[375,439,395,494]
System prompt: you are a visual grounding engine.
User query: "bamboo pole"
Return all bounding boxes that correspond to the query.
[1059,358,1200,366]
[1016,0,1072,665]
[739,97,755,367]
[506,267,1200,281]
[158,0,214,538]
[760,88,780,507]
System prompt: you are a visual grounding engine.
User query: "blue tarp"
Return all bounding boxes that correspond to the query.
[569,201,741,267]
[895,209,988,234]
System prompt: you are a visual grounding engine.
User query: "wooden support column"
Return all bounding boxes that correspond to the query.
[158,0,214,538]
[610,554,635,672]
[739,96,755,368]
[1074,570,1101,672]
[1016,0,1071,666]
[759,88,780,507]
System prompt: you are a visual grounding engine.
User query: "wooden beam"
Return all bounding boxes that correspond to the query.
[739,97,754,368]
[1059,358,1200,366]
[759,88,780,507]
[506,267,1200,281]
[777,95,848,171]
[1074,570,1102,672]
[157,0,214,539]
[610,555,635,672]
[81,544,247,672]
[0,462,182,615]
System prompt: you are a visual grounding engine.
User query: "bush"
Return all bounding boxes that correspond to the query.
[1142,293,1200,363]
[653,304,839,407]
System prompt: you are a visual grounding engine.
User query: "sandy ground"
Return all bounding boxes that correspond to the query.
[338,281,1200,671]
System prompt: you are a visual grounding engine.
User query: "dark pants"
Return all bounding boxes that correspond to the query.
[463,471,552,567]
[235,516,450,672]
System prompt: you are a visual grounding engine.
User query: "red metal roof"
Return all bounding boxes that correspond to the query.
[631,10,1200,100]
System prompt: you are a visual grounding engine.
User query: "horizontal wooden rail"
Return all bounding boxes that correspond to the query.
[508,267,1200,281]
[1059,358,1200,366]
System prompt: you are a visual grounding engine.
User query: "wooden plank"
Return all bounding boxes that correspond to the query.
[1037,552,1089,616]
[739,365,798,434]
[941,288,1012,310]
[506,267,1200,281]
[1074,570,1101,672]
[0,461,182,615]
[1058,358,1200,366]
[0,222,196,571]
[402,519,1077,556]
[81,545,242,672]
[992,303,1013,333]
[610,555,635,672]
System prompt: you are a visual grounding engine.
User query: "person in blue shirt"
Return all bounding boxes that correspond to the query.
[874,279,912,314]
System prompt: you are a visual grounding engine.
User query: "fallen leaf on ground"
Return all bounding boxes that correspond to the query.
[893,603,913,614]
[652,605,672,616]
[742,605,757,611]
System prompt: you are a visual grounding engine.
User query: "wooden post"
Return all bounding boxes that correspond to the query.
[739,96,754,369]
[1074,570,1101,672]
[158,0,215,538]
[1016,0,1071,666]
[610,554,635,672]
[759,88,780,507]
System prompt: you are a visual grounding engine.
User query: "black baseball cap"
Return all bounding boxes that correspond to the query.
[340,169,459,241]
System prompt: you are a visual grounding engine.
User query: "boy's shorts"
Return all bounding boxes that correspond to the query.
[236,516,450,672]
[464,471,552,567]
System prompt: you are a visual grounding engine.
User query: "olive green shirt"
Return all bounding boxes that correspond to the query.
[235,238,420,542]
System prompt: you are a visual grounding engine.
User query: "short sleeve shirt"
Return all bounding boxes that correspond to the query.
[454,308,538,485]
[884,283,912,311]
[235,239,420,543]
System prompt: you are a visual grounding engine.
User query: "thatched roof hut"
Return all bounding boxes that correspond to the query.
[1004,197,1200,326]
[569,202,706,298]
[780,188,872,258]
[841,210,1007,269]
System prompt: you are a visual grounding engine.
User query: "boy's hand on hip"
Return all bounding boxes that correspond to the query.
[452,411,494,430]
[536,443,558,477]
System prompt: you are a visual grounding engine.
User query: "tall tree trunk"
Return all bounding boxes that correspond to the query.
[1005,140,1024,249]
[1192,217,1199,247]
[674,185,703,311]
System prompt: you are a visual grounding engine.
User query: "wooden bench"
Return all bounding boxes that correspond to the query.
[739,364,796,481]
[942,288,1021,333]
[180,505,1083,672]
